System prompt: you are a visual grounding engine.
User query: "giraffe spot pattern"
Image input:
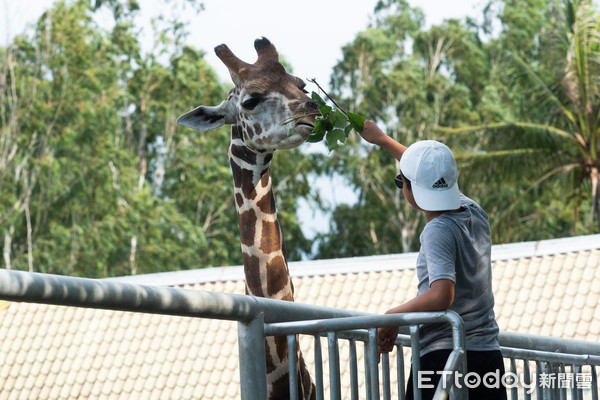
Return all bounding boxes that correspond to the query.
[260,220,282,255]
[230,143,257,167]
[265,255,291,298]
[242,252,263,297]
[256,188,276,214]
[235,193,244,209]
[253,123,263,136]
[239,209,257,248]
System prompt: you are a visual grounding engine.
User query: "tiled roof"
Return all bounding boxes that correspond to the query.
[0,234,599,399]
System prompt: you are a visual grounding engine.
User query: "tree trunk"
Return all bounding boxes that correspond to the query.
[137,101,147,193]
[24,170,33,272]
[3,226,13,269]
[130,236,137,275]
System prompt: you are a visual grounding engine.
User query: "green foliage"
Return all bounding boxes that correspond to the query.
[3,0,598,271]
[445,0,600,237]
[0,0,235,276]
[312,0,471,257]
[306,82,366,152]
[311,0,600,259]
[0,0,316,275]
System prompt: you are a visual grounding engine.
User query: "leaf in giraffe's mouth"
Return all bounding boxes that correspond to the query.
[306,85,366,152]
[278,112,319,128]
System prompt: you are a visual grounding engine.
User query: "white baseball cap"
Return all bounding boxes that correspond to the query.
[399,140,460,211]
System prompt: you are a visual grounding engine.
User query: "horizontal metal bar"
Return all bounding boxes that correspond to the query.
[0,269,261,321]
[502,347,600,366]
[0,269,369,323]
[264,311,462,336]
[314,329,412,347]
[499,331,600,357]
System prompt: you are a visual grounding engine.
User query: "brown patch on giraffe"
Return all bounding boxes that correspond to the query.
[266,255,293,299]
[239,209,257,247]
[259,168,270,189]
[253,123,263,136]
[229,154,258,205]
[232,166,259,201]
[235,193,244,209]
[260,220,281,254]
[230,124,243,141]
[248,123,257,139]
[243,252,264,297]
[256,190,276,215]
[230,143,256,165]
[228,157,247,198]
[268,373,291,400]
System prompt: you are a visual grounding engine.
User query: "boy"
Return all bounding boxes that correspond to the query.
[359,120,506,400]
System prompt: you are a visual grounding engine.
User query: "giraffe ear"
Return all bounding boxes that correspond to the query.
[177,102,235,131]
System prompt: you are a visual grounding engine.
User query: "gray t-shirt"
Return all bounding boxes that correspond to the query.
[416,194,500,355]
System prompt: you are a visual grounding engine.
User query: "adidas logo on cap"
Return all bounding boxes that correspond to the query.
[432,177,449,189]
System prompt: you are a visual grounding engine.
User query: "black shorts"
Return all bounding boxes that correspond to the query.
[405,349,507,400]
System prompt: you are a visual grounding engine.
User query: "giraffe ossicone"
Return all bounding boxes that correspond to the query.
[177,37,317,400]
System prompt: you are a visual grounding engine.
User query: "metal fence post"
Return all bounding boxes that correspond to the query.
[238,312,267,400]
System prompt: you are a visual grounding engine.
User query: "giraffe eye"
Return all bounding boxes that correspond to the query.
[242,97,262,110]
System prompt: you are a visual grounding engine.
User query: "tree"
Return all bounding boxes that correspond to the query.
[313,0,490,256]
[1,0,316,275]
[0,0,221,275]
[442,0,600,236]
[313,0,600,256]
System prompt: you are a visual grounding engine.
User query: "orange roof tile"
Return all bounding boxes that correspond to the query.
[0,234,599,399]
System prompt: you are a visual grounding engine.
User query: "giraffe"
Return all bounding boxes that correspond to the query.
[177,37,318,400]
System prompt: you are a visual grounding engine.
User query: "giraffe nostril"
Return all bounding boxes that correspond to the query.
[305,101,319,112]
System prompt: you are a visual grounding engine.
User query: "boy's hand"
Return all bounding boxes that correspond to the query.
[359,120,387,145]
[359,120,407,161]
[377,325,399,354]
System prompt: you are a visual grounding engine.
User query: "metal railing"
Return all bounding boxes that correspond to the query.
[0,269,599,399]
[499,332,600,400]
[262,312,467,400]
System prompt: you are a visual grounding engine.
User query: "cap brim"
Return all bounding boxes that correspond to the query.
[411,182,461,211]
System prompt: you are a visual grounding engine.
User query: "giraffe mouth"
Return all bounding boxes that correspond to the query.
[293,115,316,132]
[295,122,315,130]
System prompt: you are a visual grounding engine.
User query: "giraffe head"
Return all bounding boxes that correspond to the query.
[177,37,318,152]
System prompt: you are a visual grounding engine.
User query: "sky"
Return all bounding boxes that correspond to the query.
[1,0,485,242]
[1,0,485,87]
[182,0,485,89]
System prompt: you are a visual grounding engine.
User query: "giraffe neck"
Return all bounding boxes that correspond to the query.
[228,126,294,301]
[229,127,314,400]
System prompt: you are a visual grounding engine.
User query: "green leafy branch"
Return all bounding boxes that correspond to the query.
[306,78,366,151]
